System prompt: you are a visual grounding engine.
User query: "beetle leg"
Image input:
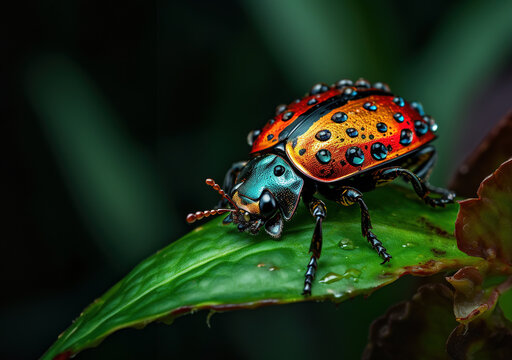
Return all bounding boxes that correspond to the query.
[303,197,326,296]
[409,145,437,181]
[373,167,455,207]
[217,161,247,208]
[336,187,392,264]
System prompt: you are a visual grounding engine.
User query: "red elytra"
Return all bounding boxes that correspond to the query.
[250,85,436,183]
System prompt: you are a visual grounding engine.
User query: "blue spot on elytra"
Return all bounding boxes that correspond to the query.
[316,149,331,164]
[414,120,429,135]
[400,129,413,145]
[345,147,365,166]
[393,113,404,123]
[371,142,388,160]
[363,102,377,111]
[393,97,405,107]
[346,128,358,138]
[282,111,294,121]
[411,102,425,116]
[316,130,331,141]
[376,123,388,133]
[331,111,348,123]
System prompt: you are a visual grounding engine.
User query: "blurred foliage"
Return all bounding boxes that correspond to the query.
[364,284,458,360]
[25,55,176,267]
[4,0,512,359]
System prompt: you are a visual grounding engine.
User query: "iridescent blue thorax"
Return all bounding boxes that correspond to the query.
[234,154,304,220]
[223,154,304,237]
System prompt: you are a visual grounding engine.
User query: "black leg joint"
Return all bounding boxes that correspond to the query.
[303,197,326,296]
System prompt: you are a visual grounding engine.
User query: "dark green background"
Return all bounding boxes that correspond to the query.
[4,0,512,359]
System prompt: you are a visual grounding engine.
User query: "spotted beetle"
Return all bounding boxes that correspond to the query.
[187,78,455,295]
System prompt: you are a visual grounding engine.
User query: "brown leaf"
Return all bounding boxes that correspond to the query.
[455,158,512,267]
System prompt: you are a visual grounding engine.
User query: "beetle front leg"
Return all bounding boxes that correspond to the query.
[337,187,392,264]
[303,197,326,296]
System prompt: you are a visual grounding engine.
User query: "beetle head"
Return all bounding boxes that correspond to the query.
[186,155,303,238]
[224,154,304,237]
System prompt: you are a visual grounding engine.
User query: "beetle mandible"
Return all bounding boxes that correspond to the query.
[187,78,455,295]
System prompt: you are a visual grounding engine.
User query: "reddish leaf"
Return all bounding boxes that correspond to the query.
[455,158,512,267]
[446,305,512,360]
[446,266,512,324]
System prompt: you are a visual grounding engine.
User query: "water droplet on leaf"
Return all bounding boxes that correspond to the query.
[338,238,356,250]
[342,268,362,282]
[319,272,343,284]
[401,242,415,248]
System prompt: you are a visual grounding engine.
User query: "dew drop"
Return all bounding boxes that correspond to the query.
[355,78,371,88]
[319,272,343,284]
[335,79,353,89]
[275,104,286,115]
[338,238,356,250]
[342,268,362,281]
[310,83,329,95]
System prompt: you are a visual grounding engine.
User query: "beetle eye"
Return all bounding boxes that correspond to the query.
[243,212,251,222]
[259,191,277,218]
[274,165,285,176]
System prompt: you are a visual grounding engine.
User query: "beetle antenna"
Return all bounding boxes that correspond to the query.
[186,208,235,224]
[205,178,240,210]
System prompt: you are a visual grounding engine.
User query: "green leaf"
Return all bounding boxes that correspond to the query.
[43,185,482,359]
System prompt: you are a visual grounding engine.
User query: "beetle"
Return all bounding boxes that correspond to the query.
[187,78,455,295]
